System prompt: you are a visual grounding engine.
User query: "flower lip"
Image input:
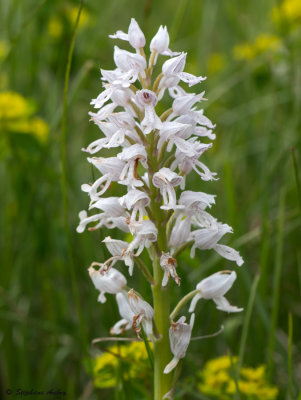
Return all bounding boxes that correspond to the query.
[135,89,158,106]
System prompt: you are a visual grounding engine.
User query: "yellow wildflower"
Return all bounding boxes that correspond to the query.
[256,386,279,400]
[204,355,237,372]
[198,355,279,399]
[233,43,255,61]
[4,118,49,143]
[0,91,49,143]
[207,53,226,74]
[233,34,281,61]
[254,34,281,53]
[241,365,266,381]
[65,5,90,29]
[272,0,301,25]
[48,17,63,39]
[0,91,30,119]
[93,341,153,389]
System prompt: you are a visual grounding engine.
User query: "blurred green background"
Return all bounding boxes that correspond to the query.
[0,0,300,399]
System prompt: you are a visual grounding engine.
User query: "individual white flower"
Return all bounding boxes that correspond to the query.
[189,271,243,313]
[76,197,128,233]
[169,215,192,250]
[128,289,154,338]
[102,236,134,273]
[119,189,150,224]
[157,121,194,156]
[160,252,180,287]
[127,220,158,259]
[88,103,117,131]
[110,291,135,335]
[172,92,205,116]
[150,25,180,63]
[113,46,147,82]
[118,144,147,187]
[100,112,137,148]
[190,222,244,266]
[164,313,195,374]
[171,93,215,129]
[179,190,216,211]
[88,266,127,303]
[169,193,216,251]
[190,222,233,256]
[81,157,125,201]
[153,167,183,210]
[100,68,133,88]
[109,18,146,50]
[158,53,206,99]
[178,191,217,228]
[174,143,217,181]
[135,89,162,134]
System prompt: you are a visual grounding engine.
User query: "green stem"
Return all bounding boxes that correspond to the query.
[288,312,294,399]
[170,289,200,320]
[146,125,172,398]
[153,72,163,94]
[267,189,285,376]
[160,108,173,121]
[172,240,194,259]
[152,255,172,400]
[237,274,260,372]
[134,256,155,284]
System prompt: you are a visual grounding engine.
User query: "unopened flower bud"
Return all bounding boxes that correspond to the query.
[128,18,146,49]
[150,25,169,54]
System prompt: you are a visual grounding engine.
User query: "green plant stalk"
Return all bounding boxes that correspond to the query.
[288,312,293,400]
[146,129,172,399]
[267,189,285,375]
[238,273,260,372]
[170,289,200,320]
[152,260,172,399]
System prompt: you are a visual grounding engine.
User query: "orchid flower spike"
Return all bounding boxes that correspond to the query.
[189,271,243,313]
[78,18,245,391]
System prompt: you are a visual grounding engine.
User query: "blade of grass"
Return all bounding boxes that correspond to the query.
[291,147,301,215]
[288,312,293,399]
[141,326,154,370]
[61,0,88,353]
[237,273,260,372]
[267,188,285,376]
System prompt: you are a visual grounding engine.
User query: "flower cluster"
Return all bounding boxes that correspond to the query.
[0,91,49,143]
[197,355,278,400]
[78,18,244,385]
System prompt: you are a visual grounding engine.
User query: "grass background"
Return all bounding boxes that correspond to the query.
[0,0,300,398]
